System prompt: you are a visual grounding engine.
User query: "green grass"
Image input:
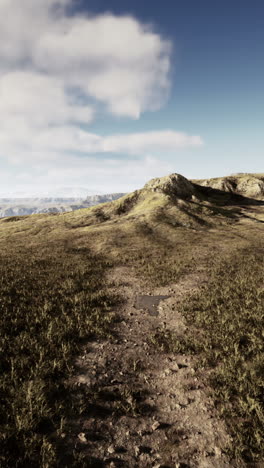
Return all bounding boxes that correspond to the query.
[0,242,119,467]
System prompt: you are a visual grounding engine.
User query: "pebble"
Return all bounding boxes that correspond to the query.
[134,446,140,456]
[76,375,91,385]
[107,445,115,454]
[77,433,87,443]
[151,421,160,431]
[171,363,179,371]
[214,446,222,457]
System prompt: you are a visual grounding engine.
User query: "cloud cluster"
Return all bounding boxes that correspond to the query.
[0,0,171,120]
[0,0,203,193]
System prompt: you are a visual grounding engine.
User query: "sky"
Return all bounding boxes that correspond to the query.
[0,0,263,196]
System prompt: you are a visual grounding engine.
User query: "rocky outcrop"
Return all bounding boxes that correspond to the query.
[197,174,264,199]
[235,176,264,198]
[144,174,195,199]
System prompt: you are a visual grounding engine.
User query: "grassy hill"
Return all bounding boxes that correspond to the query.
[0,173,263,467]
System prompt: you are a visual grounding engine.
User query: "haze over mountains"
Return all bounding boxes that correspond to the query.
[0,193,126,218]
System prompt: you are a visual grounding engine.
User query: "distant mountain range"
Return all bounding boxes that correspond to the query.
[0,193,126,218]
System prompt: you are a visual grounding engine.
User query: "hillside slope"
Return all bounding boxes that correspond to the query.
[193,173,264,199]
[0,173,263,467]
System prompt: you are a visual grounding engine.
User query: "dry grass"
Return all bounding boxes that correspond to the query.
[0,239,119,467]
[0,179,263,466]
[149,240,264,464]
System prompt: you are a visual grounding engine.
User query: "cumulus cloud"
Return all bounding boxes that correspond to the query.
[0,125,203,164]
[0,0,171,118]
[0,71,94,127]
[0,0,203,193]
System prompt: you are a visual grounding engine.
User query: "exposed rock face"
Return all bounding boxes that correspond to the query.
[235,176,264,198]
[199,178,237,193]
[198,174,264,199]
[144,174,195,199]
[82,193,126,204]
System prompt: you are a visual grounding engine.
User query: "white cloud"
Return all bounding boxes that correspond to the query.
[101,131,203,154]
[0,0,171,119]
[0,0,204,194]
[0,71,94,127]
[0,125,203,163]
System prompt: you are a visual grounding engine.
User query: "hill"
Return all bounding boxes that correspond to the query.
[193,173,264,199]
[0,173,263,467]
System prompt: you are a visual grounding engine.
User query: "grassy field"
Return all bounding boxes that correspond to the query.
[151,242,264,464]
[0,177,263,466]
[0,240,119,467]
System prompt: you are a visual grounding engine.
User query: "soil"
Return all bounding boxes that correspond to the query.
[70,266,236,468]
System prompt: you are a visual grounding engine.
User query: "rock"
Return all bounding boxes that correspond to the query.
[144,173,195,199]
[77,432,87,443]
[134,445,140,456]
[151,421,160,431]
[179,401,188,408]
[76,374,91,385]
[198,174,264,199]
[171,363,179,371]
[214,446,222,457]
[107,445,115,454]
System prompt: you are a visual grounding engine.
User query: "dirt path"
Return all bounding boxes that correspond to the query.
[71,265,234,467]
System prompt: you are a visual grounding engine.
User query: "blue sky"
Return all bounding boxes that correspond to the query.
[0,0,263,195]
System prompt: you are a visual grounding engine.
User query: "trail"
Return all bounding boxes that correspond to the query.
[68,210,264,467]
[72,266,233,467]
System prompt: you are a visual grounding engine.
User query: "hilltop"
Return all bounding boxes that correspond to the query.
[0,173,263,468]
[193,173,264,199]
[52,172,263,243]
